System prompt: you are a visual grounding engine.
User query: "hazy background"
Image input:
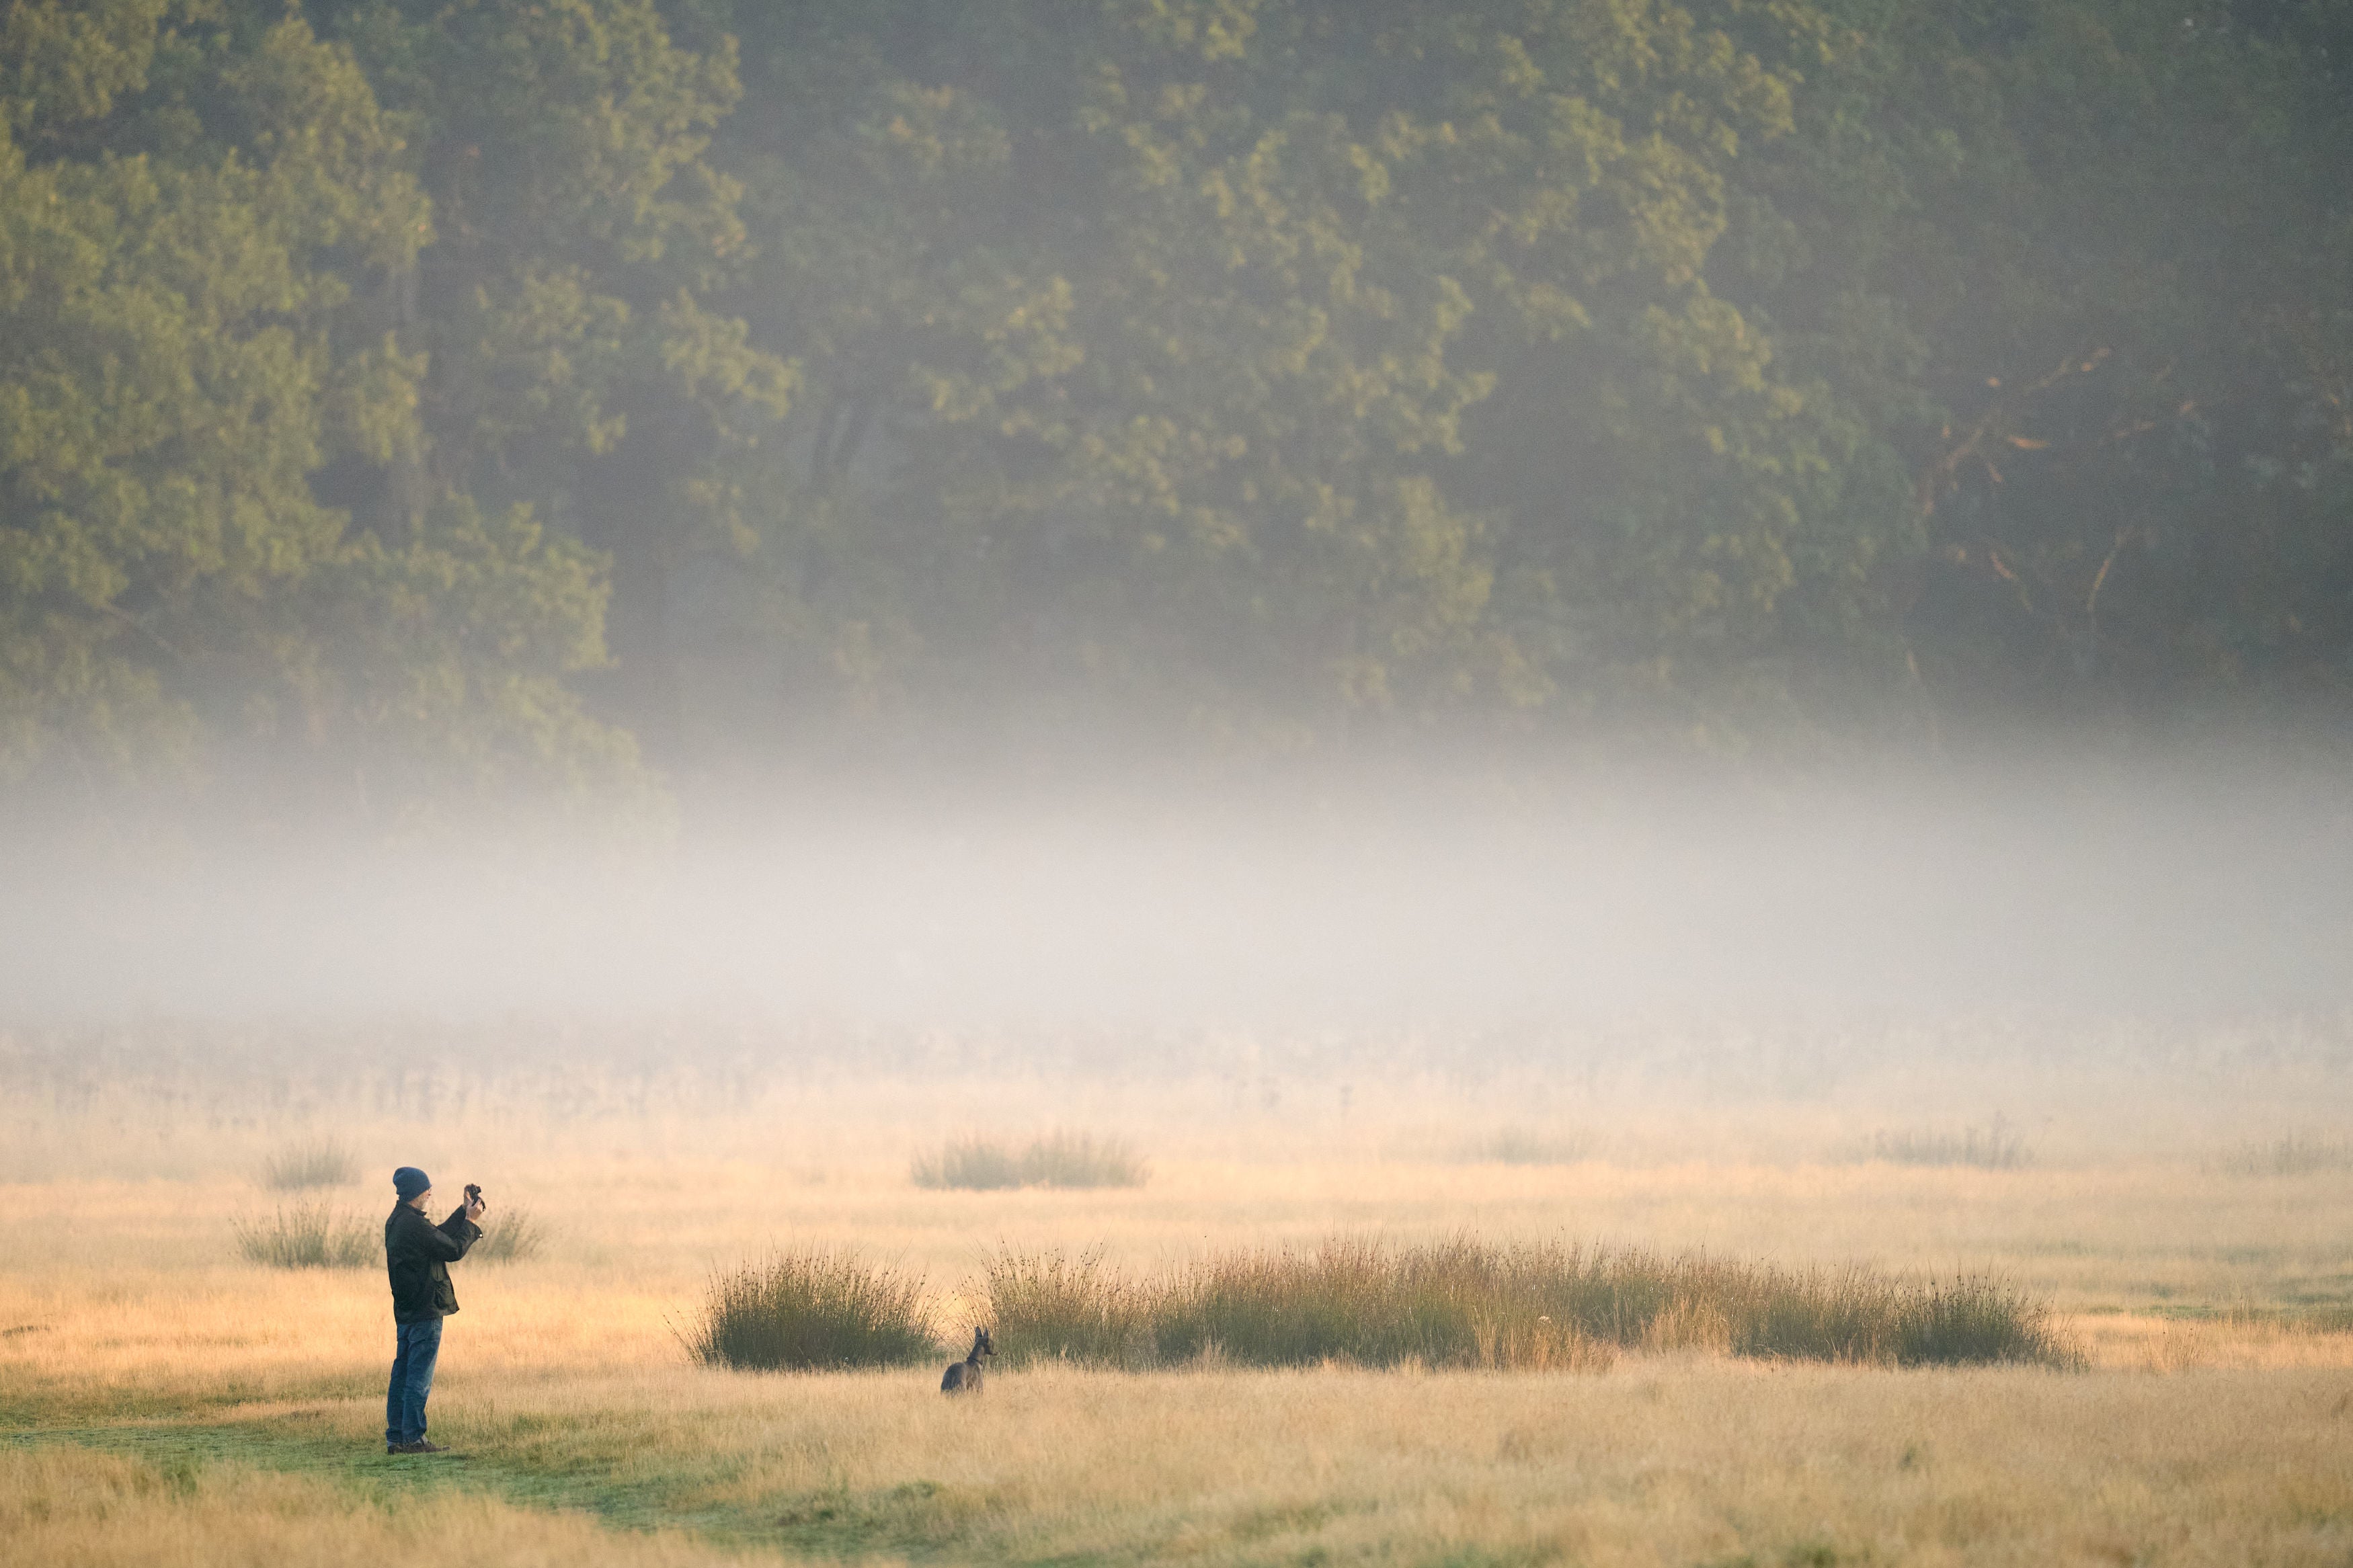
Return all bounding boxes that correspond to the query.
[3,1,2351,1039]
[7,751,2352,1028]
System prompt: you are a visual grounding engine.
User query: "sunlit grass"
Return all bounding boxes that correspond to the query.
[911,1130,1148,1190]
[472,1204,552,1264]
[11,1075,2353,1568]
[17,1350,2352,1568]
[981,1247,1156,1368]
[0,1445,749,1567]
[258,1138,358,1190]
[2218,1133,2353,1176]
[682,1248,937,1371]
[911,1134,1021,1190]
[1451,1126,1591,1164]
[231,1202,376,1269]
[1860,1114,2031,1169]
[982,1237,2074,1370]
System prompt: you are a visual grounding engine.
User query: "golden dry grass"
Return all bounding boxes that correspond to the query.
[15,1142,2351,1309]
[0,1445,767,1568]
[5,1063,2353,1564]
[438,1360,2353,1566]
[15,1354,2353,1566]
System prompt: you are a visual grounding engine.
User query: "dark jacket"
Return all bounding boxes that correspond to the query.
[385,1202,482,1324]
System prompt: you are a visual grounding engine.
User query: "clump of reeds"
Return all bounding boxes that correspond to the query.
[914,1136,1023,1190]
[233,1201,376,1268]
[984,1247,1156,1367]
[976,1237,2074,1371]
[472,1204,551,1263]
[912,1131,1148,1190]
[682,1247,937,1371]
[260,1137,358,1190]
[1150,1238,1624,1370]
[1453,1126,1591,1165]
[1862,1113,2031,1169]
[1892,1273,2072,1365]
[2218,1134,2353,1177]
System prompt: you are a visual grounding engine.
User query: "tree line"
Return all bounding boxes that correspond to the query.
[2,0,2348,819]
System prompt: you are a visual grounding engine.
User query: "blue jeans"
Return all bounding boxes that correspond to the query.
[386,1317,444,1447]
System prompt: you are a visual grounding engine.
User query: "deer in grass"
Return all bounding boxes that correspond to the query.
[941,1327,993,1394]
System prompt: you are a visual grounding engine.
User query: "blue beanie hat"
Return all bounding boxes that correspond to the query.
[393,1166,431,1200]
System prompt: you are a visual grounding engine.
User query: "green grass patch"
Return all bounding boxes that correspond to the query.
[983,1237,2075,1370]
[911,1130,1147,1190]
[233,1201,376,1269]
[680,1247,938,1371]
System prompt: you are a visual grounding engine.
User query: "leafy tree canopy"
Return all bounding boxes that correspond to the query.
[0,0,2344,821]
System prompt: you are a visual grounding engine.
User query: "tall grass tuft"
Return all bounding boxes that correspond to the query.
[260,1137,358,1190]
[472,1204,551,1263]
[1892,1274,2071,1365]
[913,1136,1025,1190]
[1453,1126,1591,1165]
[1020,1130,1148,1188]
[682,1248,937,1371]
[984,1247,1156,1367]
[1862,1113,2031,1169]
[977,1237,2074,1371]
[2219,1134,2353,1176]
[234,1201,376,1268]
[912,1131,1148,1190]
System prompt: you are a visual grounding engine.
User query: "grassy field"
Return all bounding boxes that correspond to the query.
[5,1036,2353,1565]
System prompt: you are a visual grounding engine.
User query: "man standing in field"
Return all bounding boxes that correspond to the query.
[384,1167,484,1455]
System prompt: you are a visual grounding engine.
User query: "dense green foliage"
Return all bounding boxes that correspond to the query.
[3,1,2346,815]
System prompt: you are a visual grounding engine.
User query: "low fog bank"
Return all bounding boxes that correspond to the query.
[5,750,2351,1029]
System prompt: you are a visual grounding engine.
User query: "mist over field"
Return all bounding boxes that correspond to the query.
[9,751,2353,1029]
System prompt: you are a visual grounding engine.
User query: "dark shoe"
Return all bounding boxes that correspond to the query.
[391,1441,452,1454]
